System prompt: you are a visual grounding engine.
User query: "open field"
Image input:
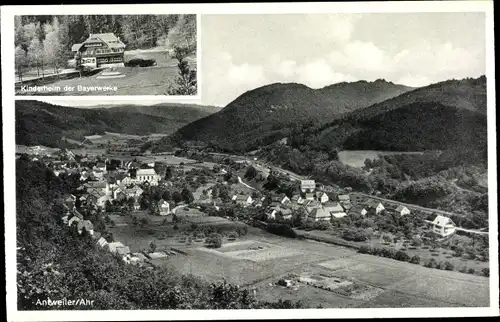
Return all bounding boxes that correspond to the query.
[18,51,197,96]
[338,150,425,168]
[146,226,490,308]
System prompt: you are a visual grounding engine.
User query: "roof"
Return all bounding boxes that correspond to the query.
[136,168,157,176]
[433,215,454,226]
[88,181,107,189]
[108,242,126,253]
[97,237,108,247]
[83,33,125,48]
[368,201,384,209]
[338,194,350,201]
[301,180,316,188]
[323,202,344,213]
[77,220,94,231]
[71,43,83,52]
[348,206,367,215]
[309,207,331,220]
[396,205,409,212]
[331,212,348,218]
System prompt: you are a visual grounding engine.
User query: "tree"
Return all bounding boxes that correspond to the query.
[148,242,157,253]
[162,190,171,201]
[43,18,66,77]
[245,166,257,180]
[15,46,29,82]
[206,233,223,248]
[172,191,183,204]
[165,166,173,180]
[166,46,197,95]
[181,188,194,204]
[382,234,393,245]
[27,37,45,78]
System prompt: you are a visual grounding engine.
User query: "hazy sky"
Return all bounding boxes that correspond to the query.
[201,12,486,106]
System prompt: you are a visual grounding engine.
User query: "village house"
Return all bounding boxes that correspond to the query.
[367,201,385,214]
[94,161,107,174]
[232,194,254,207]
[96,236,109,248]
[349,205,368,217]
[133,200,141,210]
[267,206,292,221]
[315,191,330,204]
[337,194,351,204]
[323,202,347,219]
[77,220,94,236]
[395,205,411,216]
[305,192,315,201]
[307,207,331,222]
[431,215,456,237]
[272,194,291,205]
[125,185,144,199]
[158,199,171,216]
[300,180,316,193]
[135,168,161,186]
[107,241,130,255]
[71,33,126,68]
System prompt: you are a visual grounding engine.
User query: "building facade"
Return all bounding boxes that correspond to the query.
[72,33,126,68]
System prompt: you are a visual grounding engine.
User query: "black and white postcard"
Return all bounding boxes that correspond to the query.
[2,2,498,321]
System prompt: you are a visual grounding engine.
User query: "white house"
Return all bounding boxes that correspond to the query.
[367,201,385,214]
[432,215,456,237]
[77,220,94,236]
[232,194,253,207]
[96,237,108,248]
[300,180,316,193]
[158,199,171,216]
[395,205,411,216]
[136,168,161,186]
[315,192,329,204]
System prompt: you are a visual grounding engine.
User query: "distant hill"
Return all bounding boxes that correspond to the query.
[318,79,414,113]
[15,100,215,148]
[294,76,487,154]
[161,80,414,152]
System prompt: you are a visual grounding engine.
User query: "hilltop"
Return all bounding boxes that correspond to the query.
[161,79,415,152]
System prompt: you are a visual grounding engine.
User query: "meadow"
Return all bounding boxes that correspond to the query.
[337,150,425,168]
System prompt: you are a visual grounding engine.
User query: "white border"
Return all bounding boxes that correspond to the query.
[3,1,498,321]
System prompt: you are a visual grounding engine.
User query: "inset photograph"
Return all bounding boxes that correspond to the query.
[14,14,197,96]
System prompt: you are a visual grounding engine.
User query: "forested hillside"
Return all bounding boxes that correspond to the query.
[15,100,212,147]
[16,157,303,310]
[160,80,414,153]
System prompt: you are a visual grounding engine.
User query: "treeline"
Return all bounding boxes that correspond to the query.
[16,157,303,310]
[15,14,196,80]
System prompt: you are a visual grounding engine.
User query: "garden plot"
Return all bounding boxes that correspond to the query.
[317,258,365,272]
[294,273,384,301]
[217,240,302,262]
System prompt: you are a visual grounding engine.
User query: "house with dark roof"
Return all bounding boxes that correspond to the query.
[367,201,385,214]
[395,205,411,216]
[72,33,126,68]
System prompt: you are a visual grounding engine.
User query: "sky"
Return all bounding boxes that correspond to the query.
[45,12,486,108]
[201,12,486,106]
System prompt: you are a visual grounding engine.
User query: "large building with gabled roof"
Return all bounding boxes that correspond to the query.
[72,33,126,68]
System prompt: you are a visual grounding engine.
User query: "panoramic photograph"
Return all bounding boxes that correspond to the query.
[14,14,197,96]
[13,11,493,312]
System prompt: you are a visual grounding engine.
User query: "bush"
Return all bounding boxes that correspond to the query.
[394,250,411,262]
[313,221,333,231]
[206,233,223,248]
[482,268,490,277]
[342,228,368,242]
[409,255,421,264]
[424,258,438,268]
[267,223,297,238]
[358,245,372,254]
[468,268,476,275]
[444,261,454,271]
